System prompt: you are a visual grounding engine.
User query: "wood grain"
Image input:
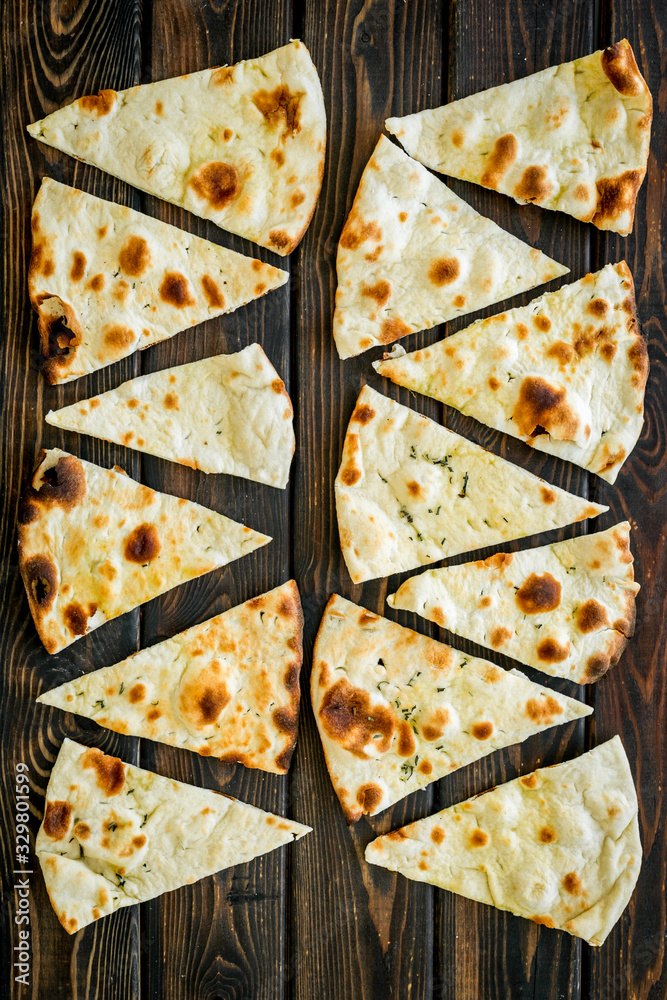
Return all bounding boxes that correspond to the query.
[0,1,665,998]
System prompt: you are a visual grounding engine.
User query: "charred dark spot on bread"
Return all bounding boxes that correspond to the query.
[124,523,161,564]
[319,677,395,759]
[539,826,557,843]
[356,783,383,813]
[180,672,231,727]
[428,256,460,286]
[516,573,562,614]
[592,171,643,229]
[284,660,301,694]
[587,298,609,318]
[273,704,298,737]
[43,800,72,840]
[22,554,58,609]
[63,601,95,637]
[201,275,225,309]
[562,872,583,894]
[291,189,306,208]
[73,822,90,840]
[159,272,196,308]
[351,403,375,425]
[472,721,493,740]
[78,89,116,115]
[70,251,86,282]
[81,747,125,796]
[189,161,240,210]
[469,829,489,848]
[37,305,83,381]
[534,315,551,332]
[27,455,87,514]
[601,41,645,96]
[480,133,518,187]
[514,165,553,203]
[512,376,579,441]
[525,694,564,723]
[576,599,610,634]
[536,638,570,664]
[128,683,146,703]
[253,85,303,139]
[118,235,151,277]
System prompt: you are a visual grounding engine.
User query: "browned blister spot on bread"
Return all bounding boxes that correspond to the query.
[397,720,416,757]
[339,216,382,251]
[516,573,562,614]
[592,171,642,230]
[361,280,391,308]
[159,272,196,308]
[526,695,564,725]
[43,801,72,840]
[118,236,151,277]
[29,455,87,514]
[489,626,512,649]
[428,256,460,287]
[512,376,579,441]
[103,325,135,356]
[481,133,518,188]
[81,747,125,796]
[576,599,610,634]
[472,721,493,740]
[63,601,95,637]
[356,784,383,814]
[179,664,231,728]
[514,165,553,203]
[200,275,225,309]
[70,251,86,282]
[268,230,293,252]
[601,41,645,96]
[22,554,58,610]
[319,678,395,759]
[380,317,411,344]
[536,638,570,664]
[79,89,116,115]
[189,162,239,210]
[253,85,303,139]
[124,523,161,564]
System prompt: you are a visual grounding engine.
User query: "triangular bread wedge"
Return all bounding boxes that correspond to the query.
[335,386,607,583]
[366,736,641,946]
[312,595,591,823]
[38,582,303,773]
[27,41,326,254]
[30,178,288,384]
[37,738,311,934]
[388,523,639,684]
[332,136,567,359]
[376,262,648,484]
[386,41,652,236]
[18,449,270,654]
[45,343,295,487]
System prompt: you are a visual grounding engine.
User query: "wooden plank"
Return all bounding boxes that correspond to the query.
[585,4,667,999]
[288,2,444,998]
[433,4,595,999]
[137,3,293,999]
[0,2,144,999]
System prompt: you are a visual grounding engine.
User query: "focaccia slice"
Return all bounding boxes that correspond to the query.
[38,582,303,773]
[37,738,311,934]
[388,523,639,684]
[335,386,606,584]
[30,178,288,384]
[333,137,567,358]
[376,262,648,484]
[312,595,591,823]
[386,41,652,235]
[27,41,326,254]
[366,737,641,946]
[18,449,270,654]
[46,343,295,487]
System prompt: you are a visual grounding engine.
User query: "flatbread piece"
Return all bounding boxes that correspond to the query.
[388,522,638,684]
[30,178,288,384]
[376,262,648,484]
[39,582,303,773]
[335,386,606,583]
[18,449,270,654]
[387,41,652,235]
[37,738,311,933]
[312,595,591,823]
[27,41,326,254]
[46,343,295,487]
[333,136,567,358]
[366,736,641,946]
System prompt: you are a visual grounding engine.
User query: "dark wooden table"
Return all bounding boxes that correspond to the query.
[1,1,665,997]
